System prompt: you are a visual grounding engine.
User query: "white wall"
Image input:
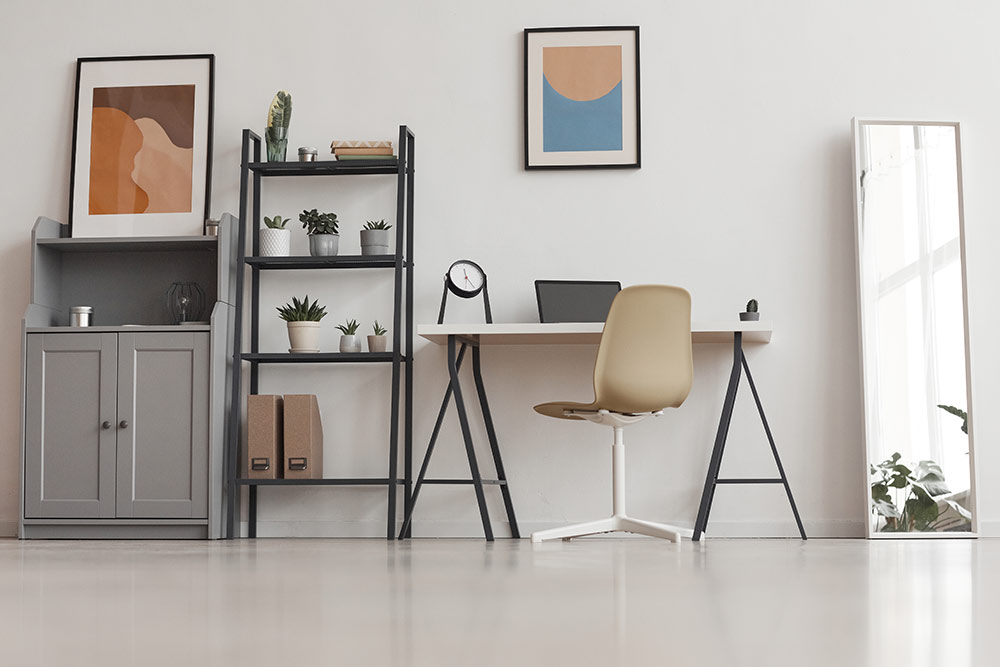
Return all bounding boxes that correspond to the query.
[2,0,997,537]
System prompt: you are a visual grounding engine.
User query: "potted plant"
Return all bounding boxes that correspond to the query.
[740,299,760,321]
[277,295,326,353]
[336,319,361,353]
[261,215,290,257]
[368,321,388,353]
[360,219,392,256]
[265,90,292,162]
[300,209,339,257]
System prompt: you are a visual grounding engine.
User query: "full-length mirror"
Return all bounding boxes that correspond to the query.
[852,120,976,536]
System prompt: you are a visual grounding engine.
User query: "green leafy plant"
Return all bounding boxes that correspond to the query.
[264,215,288,230]
[276,295,326,322]
[870,452,971,532]
[372,320,387,336]
[937,404,968,434]
[746,299,758,313]
[363,219,393,231]
[300,209,339,236]
[266,91,292,135]
[336,319,360,335]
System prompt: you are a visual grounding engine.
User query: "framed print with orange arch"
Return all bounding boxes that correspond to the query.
[524,27,639,169]
[69,54,215,237]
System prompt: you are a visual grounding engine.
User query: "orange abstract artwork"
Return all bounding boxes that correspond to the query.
[88,85,194,215]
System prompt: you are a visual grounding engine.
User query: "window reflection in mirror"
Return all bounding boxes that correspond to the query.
[854,121,974,535]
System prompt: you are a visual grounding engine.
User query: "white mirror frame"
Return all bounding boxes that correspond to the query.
[851,118,979,539]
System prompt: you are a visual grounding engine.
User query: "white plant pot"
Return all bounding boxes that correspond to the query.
[260,227,290,257]
[340,334,362,353]
[367,335,387,353]
[287,321,321,352]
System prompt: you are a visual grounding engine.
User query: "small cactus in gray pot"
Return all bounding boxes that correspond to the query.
[740,299,760,321]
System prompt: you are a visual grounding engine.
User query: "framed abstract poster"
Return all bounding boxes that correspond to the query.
[69,54,215,237]
[524,27,640,169]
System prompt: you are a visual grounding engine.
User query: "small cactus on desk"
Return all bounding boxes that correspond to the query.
[740,298,760,321]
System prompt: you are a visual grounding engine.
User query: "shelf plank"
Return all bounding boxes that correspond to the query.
[242,352,403,364]
[237,478,406,486]
[246,255,404,270]
[248,159,399,176]
[36,236,217,253]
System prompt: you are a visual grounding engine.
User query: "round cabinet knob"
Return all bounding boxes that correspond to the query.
[119,420,129,429]
[101,421,112,430]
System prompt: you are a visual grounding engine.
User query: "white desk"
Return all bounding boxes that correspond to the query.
[401,320,805,542]
[418,321,773,346]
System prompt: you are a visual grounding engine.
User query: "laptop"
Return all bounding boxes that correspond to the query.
[535,280,622,323]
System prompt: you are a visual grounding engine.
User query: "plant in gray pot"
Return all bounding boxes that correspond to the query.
[740,299,760,321]
[277,295,327,353]
[360,219,392,256]
[337,318,362,353]
[368,320,388,353]
[300,209,339,256]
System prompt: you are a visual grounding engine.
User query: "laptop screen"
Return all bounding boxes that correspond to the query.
[535,280,622,323]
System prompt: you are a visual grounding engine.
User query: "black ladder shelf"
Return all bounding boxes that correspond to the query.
[224,126,415,540]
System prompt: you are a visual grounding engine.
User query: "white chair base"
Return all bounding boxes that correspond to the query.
[530,515,693,543]
[530,410,693,544]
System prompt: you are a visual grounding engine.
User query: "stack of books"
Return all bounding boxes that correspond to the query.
[330,140,394,160]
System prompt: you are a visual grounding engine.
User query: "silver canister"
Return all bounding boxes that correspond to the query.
[298,147,318,162]
[70,306,93,327]
[205,218,220,236]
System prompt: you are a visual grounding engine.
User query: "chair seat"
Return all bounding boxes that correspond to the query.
[533,401,599,420]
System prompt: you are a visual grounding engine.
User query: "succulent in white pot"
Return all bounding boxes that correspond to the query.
[337,318,362,353]
[368,320,388,353]
[360,219,392,256]
[300,208,339,257]
[260,215,291,256]
[277,295,327,353]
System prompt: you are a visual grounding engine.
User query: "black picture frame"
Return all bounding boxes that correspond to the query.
[68,53,215,237]
[523,26,640,170]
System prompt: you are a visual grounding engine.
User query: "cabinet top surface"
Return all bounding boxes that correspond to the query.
[26,325,212,333]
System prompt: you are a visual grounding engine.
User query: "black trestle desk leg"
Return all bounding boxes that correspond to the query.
[741,355,807,540]
[448,336,494,541]
[472,345,519,538]
[693,332,743,541]
[397,343,468,539]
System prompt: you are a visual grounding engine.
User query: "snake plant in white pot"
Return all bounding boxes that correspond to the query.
[261,215,290,257]
[277,295,326,353]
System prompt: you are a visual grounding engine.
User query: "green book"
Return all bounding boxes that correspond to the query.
[335,155,396,160]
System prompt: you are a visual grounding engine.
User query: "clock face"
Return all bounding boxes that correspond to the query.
[447,260,485,297]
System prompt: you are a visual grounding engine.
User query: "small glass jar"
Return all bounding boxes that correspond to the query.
[70,306,93,327]
[298,147,318,162]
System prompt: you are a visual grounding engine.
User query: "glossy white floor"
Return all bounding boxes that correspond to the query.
[0,537,991,666]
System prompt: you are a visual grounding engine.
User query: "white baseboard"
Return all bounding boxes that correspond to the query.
[242,518,866,539]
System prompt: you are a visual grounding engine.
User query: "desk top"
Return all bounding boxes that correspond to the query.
[418,322,772,346]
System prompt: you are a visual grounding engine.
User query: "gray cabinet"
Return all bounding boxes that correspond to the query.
[24,333,117,519]
[24,331,209,521]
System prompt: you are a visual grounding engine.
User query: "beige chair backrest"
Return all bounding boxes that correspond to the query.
[593,284,694,413]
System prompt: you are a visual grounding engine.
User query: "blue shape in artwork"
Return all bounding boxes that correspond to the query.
[542,76,623,152]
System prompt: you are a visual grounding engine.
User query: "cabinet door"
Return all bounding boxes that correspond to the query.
[116,332,209,518]
[24,333,118,518]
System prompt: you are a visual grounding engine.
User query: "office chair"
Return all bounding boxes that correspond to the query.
[531,284,694,543]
